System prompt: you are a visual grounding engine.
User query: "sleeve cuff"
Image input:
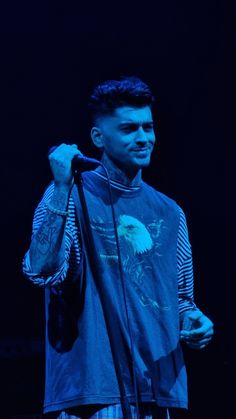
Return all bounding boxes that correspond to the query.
[22,250,68,288]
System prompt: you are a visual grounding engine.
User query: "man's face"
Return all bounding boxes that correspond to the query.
[95,106,156,173]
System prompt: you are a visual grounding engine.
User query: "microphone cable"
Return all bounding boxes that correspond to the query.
[88,162,141,419]
[102,163,141,419]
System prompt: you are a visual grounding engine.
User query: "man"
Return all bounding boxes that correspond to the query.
[23,77,213,419]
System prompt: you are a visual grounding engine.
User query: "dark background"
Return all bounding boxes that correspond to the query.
[0,1,233,418]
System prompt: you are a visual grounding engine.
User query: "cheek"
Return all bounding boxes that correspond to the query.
[107,141,126,154]
[149,132,156,142]
[103,135,130,156]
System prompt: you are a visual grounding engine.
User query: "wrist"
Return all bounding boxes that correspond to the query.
[49,183,72,213]
[53,181,73,194]
[46,203,68,217]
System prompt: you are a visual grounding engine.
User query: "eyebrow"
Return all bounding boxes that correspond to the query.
[118,121,154,128]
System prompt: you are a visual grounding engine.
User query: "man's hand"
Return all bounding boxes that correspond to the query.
[49,143,82,189]
[180,310,214,350]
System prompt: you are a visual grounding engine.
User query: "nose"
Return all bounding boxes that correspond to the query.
[135,127,148,145]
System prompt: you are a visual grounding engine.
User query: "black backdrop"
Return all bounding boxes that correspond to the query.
[1,1,233,418]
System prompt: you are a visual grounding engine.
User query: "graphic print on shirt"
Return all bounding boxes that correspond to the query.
[91,214,170,315]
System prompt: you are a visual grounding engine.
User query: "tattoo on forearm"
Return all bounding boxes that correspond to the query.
[35,212,65,255]
[30,187,70,271]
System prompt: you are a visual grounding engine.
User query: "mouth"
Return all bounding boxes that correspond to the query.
[132,147,151,156]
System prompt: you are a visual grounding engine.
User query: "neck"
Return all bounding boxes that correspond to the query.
[98,153,142,187]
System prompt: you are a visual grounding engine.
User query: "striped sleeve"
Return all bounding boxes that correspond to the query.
[22,183,82,287]
[177,207,197,314]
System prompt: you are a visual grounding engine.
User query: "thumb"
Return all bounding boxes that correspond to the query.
[188,310,203,322]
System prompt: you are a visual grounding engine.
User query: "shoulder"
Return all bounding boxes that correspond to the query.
[141,181,182,213]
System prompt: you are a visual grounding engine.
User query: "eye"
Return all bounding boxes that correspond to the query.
[122,128,134,134]
[143,124,154,132]
[121,125,137,133]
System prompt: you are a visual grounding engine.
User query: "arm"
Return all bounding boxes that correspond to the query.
[29,184,70,273]
[177,208,214,349]
[177,208,197,315]
[23,144,82,286]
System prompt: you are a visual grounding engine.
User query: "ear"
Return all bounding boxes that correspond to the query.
[90,127,104,149]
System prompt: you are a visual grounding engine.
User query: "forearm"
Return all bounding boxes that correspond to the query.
[177,207,199,320]
[29,184,71,273]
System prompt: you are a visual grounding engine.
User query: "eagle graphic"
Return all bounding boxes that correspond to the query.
[117,215,153,255]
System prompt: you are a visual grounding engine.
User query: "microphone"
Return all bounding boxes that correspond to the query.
[48,145,101,172]
[72,154,101,172]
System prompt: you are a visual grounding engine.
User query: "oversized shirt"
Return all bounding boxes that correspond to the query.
[23,171,198,414]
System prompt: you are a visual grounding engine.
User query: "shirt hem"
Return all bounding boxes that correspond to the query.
[43,394,188,413]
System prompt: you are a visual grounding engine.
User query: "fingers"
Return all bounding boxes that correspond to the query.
[49,143,79,157]
[180,312,214,350]
[180,326,214,344]
[181,333,212,344]
[181,323,213,338]
[180,322,214,350]
[181,311,214,337]
[181,331,208,343]
[48,143,82,187]
[183,336,212,350]
[48,143,79,155]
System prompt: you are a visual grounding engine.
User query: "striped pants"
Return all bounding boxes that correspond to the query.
[57,404,170,419]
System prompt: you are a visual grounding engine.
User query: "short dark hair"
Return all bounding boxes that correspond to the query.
[88,76,155,124]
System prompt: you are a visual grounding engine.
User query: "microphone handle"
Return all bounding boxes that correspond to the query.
[72,155,101,172]
[48,145,101,172]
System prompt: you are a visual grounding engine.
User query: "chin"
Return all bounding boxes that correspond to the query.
[136,158,151,168]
